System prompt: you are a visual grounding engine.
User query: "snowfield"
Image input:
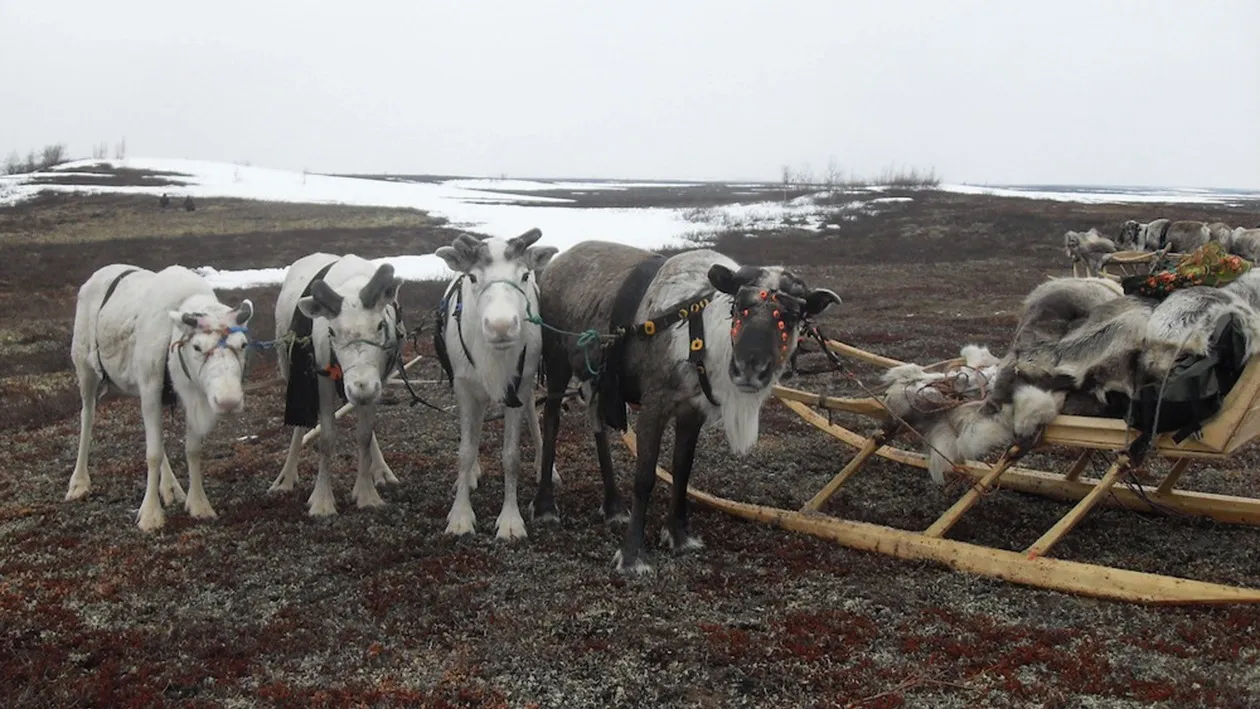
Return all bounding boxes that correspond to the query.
[2,157,1255,289]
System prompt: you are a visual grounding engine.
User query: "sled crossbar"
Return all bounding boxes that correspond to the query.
[637,336,1260,605]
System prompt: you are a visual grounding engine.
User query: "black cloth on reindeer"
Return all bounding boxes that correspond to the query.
[599,254,668,431]
[283,261,344,428]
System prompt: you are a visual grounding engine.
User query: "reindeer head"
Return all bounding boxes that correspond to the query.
[298,264,403,407]
[1064,231,1083,259]
[1117,220,1142,250]
[435,229,558,350]
[709,264,840,392]
[168,299,254,414]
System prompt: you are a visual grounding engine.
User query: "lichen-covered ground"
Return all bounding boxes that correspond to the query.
[3,185,1260,707]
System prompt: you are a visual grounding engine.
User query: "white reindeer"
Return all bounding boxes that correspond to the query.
[66,264,254,532]
[270,254,404,516]
[434,229,558,540]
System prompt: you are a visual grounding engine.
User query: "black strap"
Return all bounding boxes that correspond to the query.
[95,268,178,410]
[95,268,139,389]
[1155,220,1174,250]
[598,255,669,430]
[688,310,720,407]
[434,276,461,385]
[433,273,531,408]
[284,260,342,427]
[629,292,714,339]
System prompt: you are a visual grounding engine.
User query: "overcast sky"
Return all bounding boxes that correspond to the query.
[2,1,1257,188]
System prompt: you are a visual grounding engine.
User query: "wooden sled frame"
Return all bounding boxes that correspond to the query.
[1072,249,1183,281]
[624,338,1260,605]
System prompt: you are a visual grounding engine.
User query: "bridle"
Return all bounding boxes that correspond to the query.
[324,304,403,379]
[170,324,250,382]
[728,286,808,365]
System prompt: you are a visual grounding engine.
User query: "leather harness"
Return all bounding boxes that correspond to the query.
[434,274,531,408]
[95,268,177,407]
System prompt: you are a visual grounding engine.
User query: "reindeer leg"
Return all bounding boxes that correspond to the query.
[307,378,339,517]
[183,404,218,520]
[614,406,667,575]
[352,405,386,508]
[136,388,167,532]
[662,409,704,551]
[270,427,305,493]
[66,364,100,502]
[446,378,487,535]
[531,350,572,523]
[369,432,399,486]
[159,451,186,506]
[526,392,559,487]
[593,415,627,524]
[495,403,528,540]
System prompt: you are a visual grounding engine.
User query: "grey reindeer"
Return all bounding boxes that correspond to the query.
[531,241,840,574]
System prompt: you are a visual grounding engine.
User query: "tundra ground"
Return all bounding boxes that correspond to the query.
[2,183,1260,708]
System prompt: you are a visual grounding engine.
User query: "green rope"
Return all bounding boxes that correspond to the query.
[525,314,613,377]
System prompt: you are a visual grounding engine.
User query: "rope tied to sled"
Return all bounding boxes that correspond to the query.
[905,365,993,414]
[800,324,974,475]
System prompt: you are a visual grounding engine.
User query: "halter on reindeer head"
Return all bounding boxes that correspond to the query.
[708,264,841,392]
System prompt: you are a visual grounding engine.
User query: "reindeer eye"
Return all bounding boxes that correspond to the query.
[468,274,478,284]
[328,329,337,339]
[193,344,203,353]
[521,272,530,283]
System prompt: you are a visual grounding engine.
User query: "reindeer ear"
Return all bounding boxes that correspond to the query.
[525,245,558,272]
[435,246,472,273]
[435,235,483,273]
[298,280,343,319]
[804,288,841,316]
[234,299,254,325]
[709,264,762,295]
[708,264,742,294]
[170,311,205,331]
[359,263,399,310]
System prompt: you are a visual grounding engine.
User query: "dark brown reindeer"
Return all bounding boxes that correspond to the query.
[531,241,840,574]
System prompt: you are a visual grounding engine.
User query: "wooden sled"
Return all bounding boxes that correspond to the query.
[624,338,1260,605]
[1071,249,1182,281]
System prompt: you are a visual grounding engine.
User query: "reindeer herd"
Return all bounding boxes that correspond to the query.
[1065,216,1260,277]
[64,229,841,574]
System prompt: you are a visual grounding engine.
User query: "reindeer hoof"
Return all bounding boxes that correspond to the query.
[65,481,90,502]
[661,527,704,552]
[137,507,165,533]
[531,497,561,524]
[445,509,476,536]
[612,549,654,576]
[495,512,528,541]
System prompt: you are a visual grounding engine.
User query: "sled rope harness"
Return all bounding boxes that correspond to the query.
[798,324,1004,497]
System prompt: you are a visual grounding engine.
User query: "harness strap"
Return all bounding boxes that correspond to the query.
[629,293,713,339]
[688,309,720,407]
[95,268,139,388]
[445,275,480,370]
[1155,220,1174,251]
[434,276,462,385]
[435,272,533,408]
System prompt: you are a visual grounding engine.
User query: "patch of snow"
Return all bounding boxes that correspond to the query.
[194,253,457,290]
[871,197,913,204]
[939,183,1260,205]
[441,178,702,192]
